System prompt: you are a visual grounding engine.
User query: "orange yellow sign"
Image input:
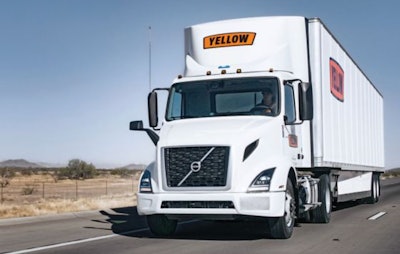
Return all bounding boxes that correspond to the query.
[203,32,256,49]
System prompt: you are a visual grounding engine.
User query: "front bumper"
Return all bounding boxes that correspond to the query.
[137,191,286,218]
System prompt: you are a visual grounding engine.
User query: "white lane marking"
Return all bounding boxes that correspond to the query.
[5,227,148,254]
[6,220,198,254]
[368,211,387,220]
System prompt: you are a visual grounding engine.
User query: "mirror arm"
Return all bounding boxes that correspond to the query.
[132,128,159,146]
[284,115,304,126]
[130,121,159,145]
[143,129,159,145]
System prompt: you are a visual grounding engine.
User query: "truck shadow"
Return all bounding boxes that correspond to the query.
[94,201,364,241]
[96,206,149,235]
[96,207,272,240]
[333,200,362,212]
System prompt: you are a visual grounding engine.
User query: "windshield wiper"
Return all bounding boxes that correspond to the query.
[169,115,199,120]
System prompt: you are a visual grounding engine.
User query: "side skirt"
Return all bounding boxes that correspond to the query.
[336,190,370,202]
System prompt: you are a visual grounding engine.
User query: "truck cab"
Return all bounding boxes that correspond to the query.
[131,69,314,239]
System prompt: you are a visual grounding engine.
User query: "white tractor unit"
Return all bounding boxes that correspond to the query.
[130,16,384,239]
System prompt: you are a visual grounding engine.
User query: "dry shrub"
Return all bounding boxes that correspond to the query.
[0,194,137,218]
[0,171,138,219]
[21,184,37,195]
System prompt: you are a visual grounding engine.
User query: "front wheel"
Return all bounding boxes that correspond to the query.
[268,179,296,239]
[147,214,177,237]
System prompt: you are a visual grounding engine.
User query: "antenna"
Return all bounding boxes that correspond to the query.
[148,26,152,92]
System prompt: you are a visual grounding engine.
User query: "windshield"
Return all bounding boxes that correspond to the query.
[166,77,280,121]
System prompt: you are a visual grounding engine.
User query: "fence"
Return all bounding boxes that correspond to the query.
[1,176,140,204]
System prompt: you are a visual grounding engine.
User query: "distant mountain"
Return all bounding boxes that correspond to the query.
[0,159,147,170]
[0,159,42,168]
[120,163,146,170]
[36,162,67,168]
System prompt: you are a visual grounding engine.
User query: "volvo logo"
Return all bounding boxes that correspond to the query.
[190,161,201,172]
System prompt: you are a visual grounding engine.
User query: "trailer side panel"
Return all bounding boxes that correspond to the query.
[308,19,384,171]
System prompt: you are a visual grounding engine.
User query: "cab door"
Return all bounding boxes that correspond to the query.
[282,82,304,167]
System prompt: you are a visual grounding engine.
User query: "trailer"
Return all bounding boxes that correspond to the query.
[130,16,384,239]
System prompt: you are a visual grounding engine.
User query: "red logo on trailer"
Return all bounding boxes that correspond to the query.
[330,58,344,102]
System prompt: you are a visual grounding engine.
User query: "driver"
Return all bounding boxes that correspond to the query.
[251,88,277,115]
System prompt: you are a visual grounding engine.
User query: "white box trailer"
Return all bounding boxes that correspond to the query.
[309,20,384,171]
[130,16,384,239]
[308,19,384,202]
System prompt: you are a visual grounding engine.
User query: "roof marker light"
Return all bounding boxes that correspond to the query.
[236,69,242,73]
[221,69,227,74]
[206,71,211,75]
[269,68,274,72]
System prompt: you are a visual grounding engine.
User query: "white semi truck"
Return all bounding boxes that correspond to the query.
[130,16,384,239]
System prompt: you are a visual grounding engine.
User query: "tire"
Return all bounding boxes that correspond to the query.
[146,214,177,237]
[366,174,380,204]
[269,179,296,239]
[310,174,331,223]
[298,210,312,223]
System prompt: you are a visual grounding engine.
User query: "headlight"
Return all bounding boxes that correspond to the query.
[247,168,275,192]
[139,170,153,193]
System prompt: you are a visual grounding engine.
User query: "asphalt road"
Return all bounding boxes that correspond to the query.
[1,177,399,254]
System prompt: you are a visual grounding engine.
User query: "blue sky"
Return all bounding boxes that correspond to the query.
[0,0,399,169]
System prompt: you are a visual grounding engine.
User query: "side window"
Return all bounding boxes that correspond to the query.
[284,85,296,124]
[168,91,182,119]
[171,93,183,117]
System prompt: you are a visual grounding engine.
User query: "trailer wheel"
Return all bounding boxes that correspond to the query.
[269,179,296,239]
[367,174,380,204]
[147,214,177,237]
[311,174,331,223]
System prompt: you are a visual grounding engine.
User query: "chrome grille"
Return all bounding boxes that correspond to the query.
[164,146,229,187]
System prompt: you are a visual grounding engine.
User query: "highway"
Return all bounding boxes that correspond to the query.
[1,177,399,254]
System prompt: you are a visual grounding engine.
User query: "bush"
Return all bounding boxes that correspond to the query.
[20,168,34,176]
[56,159,97,180]
[21,184,37,195]
[1,168,15,188]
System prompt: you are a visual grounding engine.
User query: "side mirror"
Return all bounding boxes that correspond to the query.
[130,120,144,130]
[131,87,168,145]
[129,120,159,146]
[299,82,313,121]
[148,91,158,128]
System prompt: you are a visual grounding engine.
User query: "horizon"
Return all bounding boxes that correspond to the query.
[0,158,146,169]
[1,0,399,169]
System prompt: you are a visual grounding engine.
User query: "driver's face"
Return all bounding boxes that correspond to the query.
[263,92,273,105]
